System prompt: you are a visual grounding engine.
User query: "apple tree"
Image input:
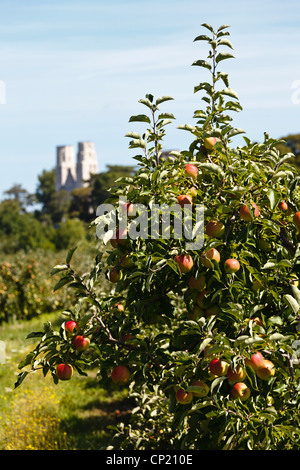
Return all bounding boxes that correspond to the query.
[16,24,300,450]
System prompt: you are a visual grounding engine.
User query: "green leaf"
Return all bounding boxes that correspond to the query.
[192,59,212,70]
[216,52,235,63]
[102,229,114,246]
[201,23,214,33]
[210,376,226,394]
[26,331,44,339]
[268,333,286,341]
[125,131,142,139]
[66,246,77,265]
[53,275,74,292]
[199,162,225,178]
[227,128,245,138]
[177,124,197,133]
[217,38,234,49]
[14,371,29,389]
[283,294,300,314]
[268,316,283,325]
[166,259,181,275]
[138,98,154,109]
[261,261,277,270]
[267,188,276,209]
[193,34,211,42]
[18,352,35,369]
[224,101,243,112]
[217,72,229,87]
[245,365,258,390]
[198,338,213,354]
[129,114,151,124]
[220,88,239,100]
[291,285,300,305]
[128,138,147,149]
[127,271,147,279]
[156,96,174,105]
[157,112,175,120]
[217,24,230,32]
[50,264,69,276]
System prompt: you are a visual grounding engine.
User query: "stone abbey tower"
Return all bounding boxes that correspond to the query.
[55,141,98,191]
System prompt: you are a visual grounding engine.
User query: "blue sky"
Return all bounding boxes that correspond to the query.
[0,0,300,198]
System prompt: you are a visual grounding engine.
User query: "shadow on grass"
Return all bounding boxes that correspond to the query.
[59,391,135,450]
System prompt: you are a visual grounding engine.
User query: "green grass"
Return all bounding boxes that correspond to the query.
[0,312,132,450]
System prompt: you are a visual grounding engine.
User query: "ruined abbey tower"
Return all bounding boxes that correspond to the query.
[55,141,98,191]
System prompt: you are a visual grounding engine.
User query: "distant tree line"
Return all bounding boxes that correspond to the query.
[277,132,300,170]
[0,164,135,253]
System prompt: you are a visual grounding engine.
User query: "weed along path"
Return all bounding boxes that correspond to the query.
[0,313,130,450]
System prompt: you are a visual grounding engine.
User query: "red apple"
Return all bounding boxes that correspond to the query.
[111,365,130,385]
[224,258,240,274]
[227,364,246,383]
[175,389,193,404]
[239,203,260,221]
[244,351,265,371]
[185,163,198,179]
[230,382,251,402]
[56,363,73,381]
[205,220,225,238]
[188,275,206,292]
[203,136,219,151]
[190,380,209,397]
[109,267,123,283]
[209,358,229,377]
[177,194,193,207]
[278,201,289,213]
[256,359,275,381]
[64,320,79,336]
[73,335,90,351]
[122,202,135,217]
[200,248,220,268]
[113,303,124,312]
[175,254,194,273]
[293,212,300,229]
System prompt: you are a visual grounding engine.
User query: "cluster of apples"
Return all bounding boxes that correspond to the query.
[174,216,242,320]
[207,351,275,403]
[175,350,276,404]
[55,320,91,381]
[177,137,220,207]
[175,379,210,404]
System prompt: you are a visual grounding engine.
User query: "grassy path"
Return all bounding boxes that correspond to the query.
[0,312,130,450]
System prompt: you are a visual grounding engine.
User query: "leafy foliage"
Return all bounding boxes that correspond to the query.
[16,24,300,450]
